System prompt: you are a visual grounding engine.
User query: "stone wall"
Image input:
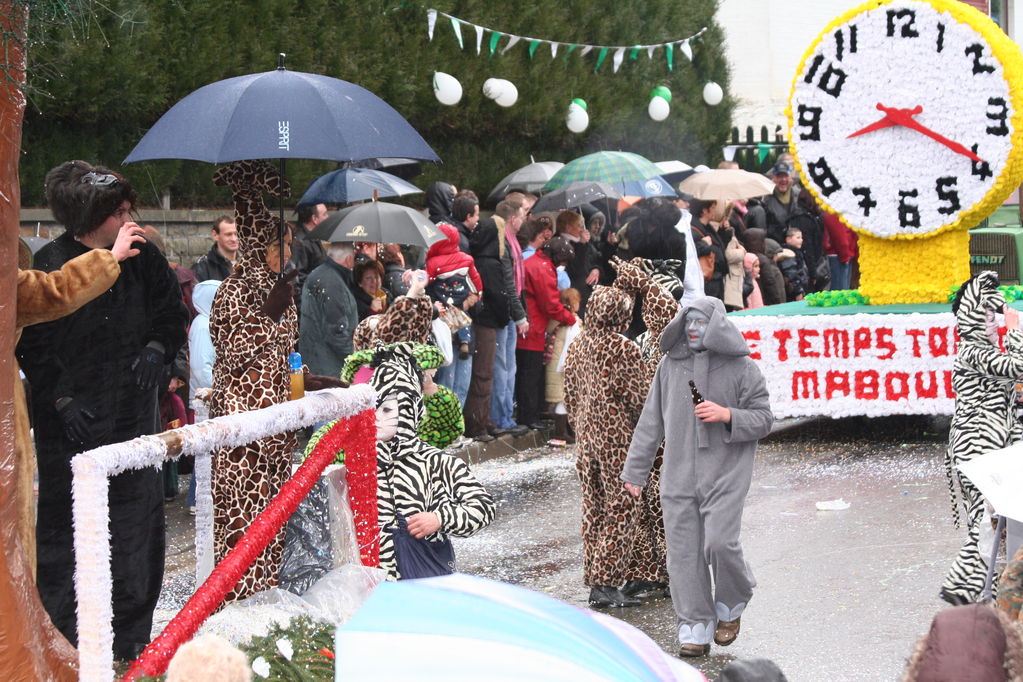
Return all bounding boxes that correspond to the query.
[20,208,232,269]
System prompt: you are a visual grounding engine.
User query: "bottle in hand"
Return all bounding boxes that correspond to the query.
[689,380,705,406]
[288,352,304,400]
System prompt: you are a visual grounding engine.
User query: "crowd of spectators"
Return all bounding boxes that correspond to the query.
[11,156,864,662]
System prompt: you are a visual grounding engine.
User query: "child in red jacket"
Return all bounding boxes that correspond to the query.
[426,223,484,358]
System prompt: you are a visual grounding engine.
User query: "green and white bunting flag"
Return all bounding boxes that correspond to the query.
[427,8,706,73]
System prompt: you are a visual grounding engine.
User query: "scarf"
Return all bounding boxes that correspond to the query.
[507,234,524,294]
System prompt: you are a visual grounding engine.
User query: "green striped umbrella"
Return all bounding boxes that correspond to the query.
[542,151,664,191]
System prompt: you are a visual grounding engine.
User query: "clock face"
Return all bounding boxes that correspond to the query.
[788,0,1021,238]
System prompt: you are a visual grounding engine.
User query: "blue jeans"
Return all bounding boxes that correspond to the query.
[491,320,518,429]
[827,255,853,290]
[435,327,473,406]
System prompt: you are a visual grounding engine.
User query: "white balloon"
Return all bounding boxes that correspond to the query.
[433,72,462,106]
[495,81,518,107]
[648,96,670,121]
[482,78,505,101]
[483,78,518,107]
[703,81,724,106]
[566,102,589,133]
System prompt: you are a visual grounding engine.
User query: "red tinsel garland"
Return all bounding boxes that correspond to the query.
[122,409,376,682]
[345,420,380,568]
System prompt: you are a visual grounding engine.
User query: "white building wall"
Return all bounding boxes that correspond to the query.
[718,0,856,133]
[718,0,1019,133]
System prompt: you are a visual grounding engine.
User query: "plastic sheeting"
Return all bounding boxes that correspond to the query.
[196,463,383,646]
[279,466,361,594]
[199,565,386,646]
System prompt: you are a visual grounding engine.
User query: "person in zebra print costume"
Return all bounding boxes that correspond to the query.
[941,271,1023,605]
[370,343,496,579]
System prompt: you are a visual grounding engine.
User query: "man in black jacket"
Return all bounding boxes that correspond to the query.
[289,203,329,312]
[450,192,480,254]
[762,160,828,292]
[17,160,188,661]
[191,215,238,281]
[463,199,526,441]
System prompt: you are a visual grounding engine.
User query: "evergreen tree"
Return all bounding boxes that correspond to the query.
[21,0,731,206]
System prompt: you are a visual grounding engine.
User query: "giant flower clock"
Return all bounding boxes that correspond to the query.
[787,0,1023,304]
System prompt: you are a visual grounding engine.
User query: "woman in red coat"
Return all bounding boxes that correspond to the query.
[516,235,576,428]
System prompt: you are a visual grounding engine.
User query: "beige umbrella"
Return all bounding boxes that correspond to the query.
[678,168,774,205]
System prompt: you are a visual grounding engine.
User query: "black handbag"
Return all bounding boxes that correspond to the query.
[813,255,831,290]
[391,513,455,579]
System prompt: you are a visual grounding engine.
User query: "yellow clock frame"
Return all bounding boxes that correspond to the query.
[786,0,1023,304]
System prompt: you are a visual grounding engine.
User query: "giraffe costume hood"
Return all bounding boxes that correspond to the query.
[212,159,288,288]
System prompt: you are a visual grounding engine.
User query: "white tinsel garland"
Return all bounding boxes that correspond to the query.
[71,386,375,682]
[192,395,214,586]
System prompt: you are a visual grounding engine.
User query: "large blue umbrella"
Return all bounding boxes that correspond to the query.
[123,54,439,270]
[123,58,439,164]
[335,574,705,681]
[297,168,421,206]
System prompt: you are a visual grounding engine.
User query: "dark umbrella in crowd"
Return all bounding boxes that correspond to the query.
[654,160,693,185]
[616,175,678,199]
[123,53,439,271]
[297,167,422,206]
[309,200,446,250]
[487,160,565,203]
[346,157,423,181]
[531,181,623,213]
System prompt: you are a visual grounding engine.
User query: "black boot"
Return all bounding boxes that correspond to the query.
[553,414,570,442]
[621,580,670,600]
[588,585,641,608]
[939,586,971,606]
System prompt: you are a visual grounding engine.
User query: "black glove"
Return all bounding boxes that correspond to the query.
[57,398,97,444]
[261,270,298,322]
[304,373,346,391]
[131,346,164,391]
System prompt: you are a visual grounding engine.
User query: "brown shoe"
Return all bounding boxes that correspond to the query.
[678,643,710,657]
[714,618,740,646]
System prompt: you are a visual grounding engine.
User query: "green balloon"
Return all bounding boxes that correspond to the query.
[649,86,672,103]
[571,98,588,111]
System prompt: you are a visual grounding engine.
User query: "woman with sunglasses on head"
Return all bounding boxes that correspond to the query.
[16,160,189,661]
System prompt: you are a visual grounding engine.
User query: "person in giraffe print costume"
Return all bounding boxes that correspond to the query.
[208,159,340,602]
[563,257,678,609]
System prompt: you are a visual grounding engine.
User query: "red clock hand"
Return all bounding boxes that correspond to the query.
[846,103,984,164]
[879,104,984,163]
[846,113,898,138]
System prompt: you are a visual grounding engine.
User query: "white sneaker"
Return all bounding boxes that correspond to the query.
[188,505,196,515]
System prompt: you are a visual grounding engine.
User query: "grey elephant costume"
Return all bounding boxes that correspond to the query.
[622,296,773,648]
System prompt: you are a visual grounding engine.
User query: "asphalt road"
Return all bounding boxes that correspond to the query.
[156,414,968,681]
[450,415,963,681]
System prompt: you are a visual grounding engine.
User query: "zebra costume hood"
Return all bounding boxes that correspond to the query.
[941,271,1023,603]
[953,271,1006,346]
[368,343,430,456]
